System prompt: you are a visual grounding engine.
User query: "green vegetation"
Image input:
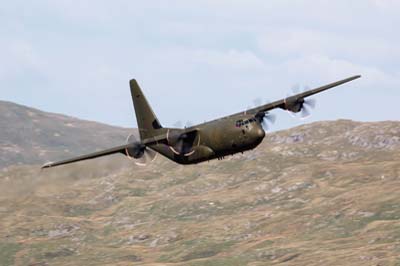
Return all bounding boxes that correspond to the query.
[0,243,21,266]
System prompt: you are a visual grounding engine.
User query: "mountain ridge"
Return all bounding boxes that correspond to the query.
[1,100,398,168]
[0,100,133,168]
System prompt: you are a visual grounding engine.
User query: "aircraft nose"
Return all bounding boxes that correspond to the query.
[255,127,265,139]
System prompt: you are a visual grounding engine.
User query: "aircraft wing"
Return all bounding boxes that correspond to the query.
[41,144,129,169]
[242,75,361,116]
[41,129,199,169]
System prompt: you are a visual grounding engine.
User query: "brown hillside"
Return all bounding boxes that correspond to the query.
[0,119,399,265]
[0,101,132,168]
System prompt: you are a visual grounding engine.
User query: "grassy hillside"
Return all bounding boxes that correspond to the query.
[0,120,399,266]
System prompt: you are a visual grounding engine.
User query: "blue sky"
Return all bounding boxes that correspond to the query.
[1,0,399,130]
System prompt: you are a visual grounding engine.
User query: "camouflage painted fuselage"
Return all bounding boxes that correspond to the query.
[149,114,265,165]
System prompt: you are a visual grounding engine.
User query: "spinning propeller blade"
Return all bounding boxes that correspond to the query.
[288,85,317,119]
[126,134,156,166]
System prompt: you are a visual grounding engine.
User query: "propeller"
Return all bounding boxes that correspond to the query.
[168,130,196,157]
[287,85,317,119]
[175,133,195,156]
[255,111,276,130]
[249,98,276,130]
[125,134,157,166]
[299,97,316,119]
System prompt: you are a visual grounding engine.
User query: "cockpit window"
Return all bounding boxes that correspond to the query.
[236,118,257,127]
[235,120,243,127]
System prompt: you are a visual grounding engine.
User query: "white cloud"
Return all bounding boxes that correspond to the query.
[0,39,44,80]
[257,29,398,59]
[1,0,399,127]
[190,49,266,71]
[372,0,400,9]
[281,55,400,88]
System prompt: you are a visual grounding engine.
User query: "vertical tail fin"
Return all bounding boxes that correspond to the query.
[130,79,162,140]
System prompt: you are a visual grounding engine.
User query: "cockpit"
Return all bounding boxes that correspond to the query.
[235,118,258,128]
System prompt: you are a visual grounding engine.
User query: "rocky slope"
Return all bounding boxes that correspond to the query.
[0,101,133,168]
[0,115,399,265]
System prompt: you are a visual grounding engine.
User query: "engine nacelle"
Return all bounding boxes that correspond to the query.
[125,134,146,159]
[284,96,305,113]
[167,129,199,156]
[166,129,183,147]
[125,143,145,159]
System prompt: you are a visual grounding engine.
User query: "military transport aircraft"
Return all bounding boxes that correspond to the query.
[42,75,361,168]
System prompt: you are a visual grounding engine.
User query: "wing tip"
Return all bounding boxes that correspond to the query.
[41,162,54,169]
[340,75,361,85]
